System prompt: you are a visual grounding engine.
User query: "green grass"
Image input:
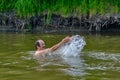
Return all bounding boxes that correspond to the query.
[0,0,120,18]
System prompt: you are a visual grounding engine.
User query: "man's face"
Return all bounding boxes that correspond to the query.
[38,42,45,50]
[41,44,45,49]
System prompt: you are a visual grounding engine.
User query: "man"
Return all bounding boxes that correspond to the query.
[34,36,71,58]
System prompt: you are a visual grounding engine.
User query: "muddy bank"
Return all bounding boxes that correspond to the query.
[0,12,120,33]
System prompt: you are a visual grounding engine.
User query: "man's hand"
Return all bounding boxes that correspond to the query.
[50,36,71,52]
[61,36,71,44]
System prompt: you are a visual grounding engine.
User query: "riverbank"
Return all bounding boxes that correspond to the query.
[0,12,120,33]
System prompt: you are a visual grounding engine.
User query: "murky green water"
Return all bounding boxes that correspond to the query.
[0,33,120,80]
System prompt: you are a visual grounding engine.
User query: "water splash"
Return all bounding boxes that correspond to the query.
[34,35,87,76]
[31,35,90,76]
[53,35,86,57]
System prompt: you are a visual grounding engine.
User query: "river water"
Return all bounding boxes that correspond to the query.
[0,32,120,80]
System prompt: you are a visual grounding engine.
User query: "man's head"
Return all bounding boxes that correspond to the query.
[35,39,45,50]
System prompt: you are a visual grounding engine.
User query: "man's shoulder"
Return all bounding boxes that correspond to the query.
[35,48,51,56]
[34,50,43,56]
[42,48,51,53]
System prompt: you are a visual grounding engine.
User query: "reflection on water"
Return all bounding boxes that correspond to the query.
[60,56,86,76]
[0,33,120,80]
[34,51,120,78]
[35,53,86,76]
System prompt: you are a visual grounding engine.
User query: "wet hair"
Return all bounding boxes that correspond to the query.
[35,40,45,50]
[35,41,40,50]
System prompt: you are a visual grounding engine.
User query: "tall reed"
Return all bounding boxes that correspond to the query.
[0,0,16,11]
[0,0,119,17]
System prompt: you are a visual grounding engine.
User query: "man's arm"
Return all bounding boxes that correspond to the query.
[34,36,71,57]
[50,36,71,52]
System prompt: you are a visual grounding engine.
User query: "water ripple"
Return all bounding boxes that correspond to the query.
[87,52,120,62]
[84,52,120,72]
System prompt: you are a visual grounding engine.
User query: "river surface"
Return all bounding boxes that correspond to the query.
[0,32,120,80]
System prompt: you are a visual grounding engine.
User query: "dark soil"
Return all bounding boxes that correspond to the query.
[0,12,120,33]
